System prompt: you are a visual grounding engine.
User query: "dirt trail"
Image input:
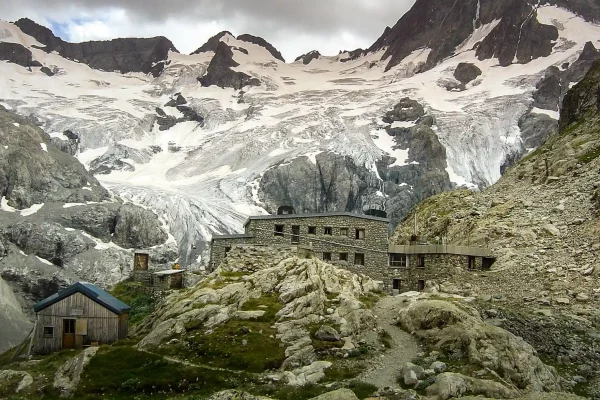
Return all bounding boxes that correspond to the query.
[359,295,421,389]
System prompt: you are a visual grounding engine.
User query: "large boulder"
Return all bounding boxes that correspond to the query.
[398,300,560,392]
[453,63,482,86]
[426,373,519,400]
[309,389,359,400]
[314,325,341,342]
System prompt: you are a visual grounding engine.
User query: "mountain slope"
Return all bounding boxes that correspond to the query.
[391,58,600,397]
[0,1,599,268]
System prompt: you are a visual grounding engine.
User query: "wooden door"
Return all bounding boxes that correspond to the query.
[62,319,76,349]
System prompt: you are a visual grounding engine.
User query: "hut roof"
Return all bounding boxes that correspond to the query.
[33,282,131,315]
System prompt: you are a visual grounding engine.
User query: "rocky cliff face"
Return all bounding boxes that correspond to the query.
[0,107,177,352]
[368,0,600,72]
[198,41,261,90]
[13,18,177,77]
[391,59,600,397]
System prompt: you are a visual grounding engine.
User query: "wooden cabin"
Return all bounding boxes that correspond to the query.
[32,282,130,354]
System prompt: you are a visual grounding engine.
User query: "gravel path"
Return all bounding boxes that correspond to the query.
[359,296,421,389]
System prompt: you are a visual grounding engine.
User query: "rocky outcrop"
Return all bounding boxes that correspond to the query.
[0,107,108,209]
[191,31,232,54]
[367,0,600,72]
[53,346,98,397]
[382,98,425,123]
[113,205,169,249]
[0,370,33,394]
[88,143,160,175]
[198,42,261,90]
[4,221,95,267]
[426,372,519,400]
[137,247,380,382]
[308,389,359,400]
[398,300,560,391]
[237,34,285,62]
[295,50,321,65]
[0,42,40,68]
[518,112,558,150]
[453,63,482,86]
[560,58,600,130]
[14,18,177,77]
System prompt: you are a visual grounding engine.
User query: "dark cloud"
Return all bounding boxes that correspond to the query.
[0,0,416,59]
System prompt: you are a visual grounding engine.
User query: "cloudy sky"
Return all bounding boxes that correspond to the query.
[1,0,416,61]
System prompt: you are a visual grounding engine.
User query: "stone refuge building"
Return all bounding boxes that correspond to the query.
[210,212,495,293]
[31,282,130,354]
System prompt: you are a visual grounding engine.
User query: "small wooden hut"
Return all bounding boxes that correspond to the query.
[31,282,130,354]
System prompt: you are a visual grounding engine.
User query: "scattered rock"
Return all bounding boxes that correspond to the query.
[308,388,359,400]
[0,370,33,393]
[314,325,341,342]
[430,361,447,373]
[403,369,419,386]
[426,372,519,400]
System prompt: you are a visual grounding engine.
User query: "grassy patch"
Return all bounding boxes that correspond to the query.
[75,346,251,399]
[110,281,157,326]
[359,293,381,309]
[378,329,392,349]
[323,362,363,381]
[240,293,283,322]
[166,318,285,373]
[578,146,600,163]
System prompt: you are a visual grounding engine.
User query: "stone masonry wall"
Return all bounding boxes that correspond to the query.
[389,254,486,292]
[246,215,389,285]
[209,236,253,271]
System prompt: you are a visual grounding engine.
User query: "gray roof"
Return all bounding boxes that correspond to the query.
[154,269,185,276]
[33,282,131,315]
[244,212,389,227]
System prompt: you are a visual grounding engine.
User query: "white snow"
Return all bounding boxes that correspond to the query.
[0,197,16,212]
[531,107,560,120]
[36,256,54,266]
[40,143,48,152]
[371,129,409,167]
[20,203,44,216]
[12,122,19,127]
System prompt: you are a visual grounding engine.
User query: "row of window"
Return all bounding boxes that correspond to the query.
[389,254,425,268]
[274,225,366,241]
[322,252,365,265]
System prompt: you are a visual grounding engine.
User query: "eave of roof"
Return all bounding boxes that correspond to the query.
[33,282,131,315]
[243,212,389,227]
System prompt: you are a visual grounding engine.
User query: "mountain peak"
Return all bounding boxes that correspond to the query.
[191,31,233,55]
[237,34,285,62]
[294,50,321,65]
[13,17,178,77]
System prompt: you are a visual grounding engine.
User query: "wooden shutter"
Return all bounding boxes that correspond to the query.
[76,319,88,335]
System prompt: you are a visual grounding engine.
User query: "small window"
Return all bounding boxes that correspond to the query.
[43,326,54,338]
[417,255,425,268]
[324,227,332,235]
[389,254,406,267]
[323,252,332,261]
[308,226,317,235]
[224,246,232,255]
[340,227,348,236]
[275,225,284,237]
[355,229,365,240]
[339,253,348,262]
[418,279,425,291]
[354,253,365,266]
[393,279,401,290]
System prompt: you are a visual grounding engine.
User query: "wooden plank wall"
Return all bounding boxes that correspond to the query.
[33,292,122,354]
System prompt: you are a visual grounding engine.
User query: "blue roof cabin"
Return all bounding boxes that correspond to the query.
[31,282,130,354]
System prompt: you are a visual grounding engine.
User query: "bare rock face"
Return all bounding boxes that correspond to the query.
[198,42,261,90]
[0,107,109,209]
[237,34,285,62]
[398,300,560,392]
[0,42,40,68]
[53,346,98,397]
[191,31,233,54]
[453,63,482,86]
[295,50,321,65]
[113,205,168,249]
[14,18,177,77]
[426,372,519,400]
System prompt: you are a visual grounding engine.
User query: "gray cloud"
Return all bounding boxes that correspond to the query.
[0,0,416,60]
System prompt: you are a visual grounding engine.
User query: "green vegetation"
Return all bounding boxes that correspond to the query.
[110,281,158,326]
[219,271,247,278]
[378,329,392,349]
[359,293,381,309]
[578,146,600,163]
[162,294,286,373]
[75,346,250,399]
